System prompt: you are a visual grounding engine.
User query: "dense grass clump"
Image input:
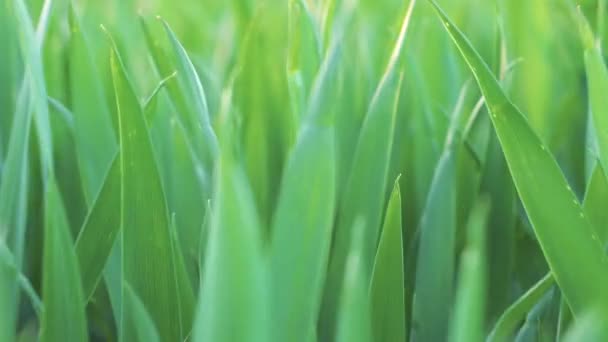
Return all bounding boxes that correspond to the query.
[2,0,608,341]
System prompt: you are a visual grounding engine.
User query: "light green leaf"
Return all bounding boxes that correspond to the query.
[369,177,405,342]
[193,124,269,342]
[411,146,457,342]
[68,6,117,204]
[75,153,120,300]
[40,179,88,342]
[336,221,372,342]
[270,101,336,342]
[110,42,194,342]
[429,0,608,318]
[449,199,489,342]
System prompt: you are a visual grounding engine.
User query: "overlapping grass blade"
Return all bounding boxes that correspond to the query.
[75,154,120,300]
[583,164,608,245]
[124,283,161,342]
[323,3,412,335]
[269,2,352,338]
[68,6,117,204]
[193,113,269,342]
[110,42,194,341]
[411,144,457,341]
[577,9,608,176]
[11,0,54,180]
[40,179,88,342]
[0,48,32,342]
[449,199,489,342]
[487,273,553,341]
[369,178,405,342]
[428,0,608,318]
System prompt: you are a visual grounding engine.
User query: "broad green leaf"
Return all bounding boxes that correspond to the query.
[369,177,405,342]
[449,199,489,342]
[336,222,372,342]
[583,164,608,245]
[429,0,608,318]
[123,283,161,342]
[487,273,554,342]
[269,5,347,338]
[40,179,88,342]
[193,123,269,342]
[75,153,120,300]
[110,43,194,342]
[411,146,457,342]
[270,110,336,342]
[68,6,117,204]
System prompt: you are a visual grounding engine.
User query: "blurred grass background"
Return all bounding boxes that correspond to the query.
[1,0,608,341]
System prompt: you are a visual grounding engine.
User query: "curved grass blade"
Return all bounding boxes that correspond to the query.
[336,221,372,342]
[487,273,554,342]
[369,177,405,342]
[110,43,194,342]
[449,199,489,342]
[160,19,219,167]
[428,0,608,318]
[40,179,88,342]
[124,283,161,342]
[75,153,120,300]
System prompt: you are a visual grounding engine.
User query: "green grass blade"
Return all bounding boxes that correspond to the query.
[411,147,457,341]
[428,0,608,318]
[11,0,54,180]
[449,199,490,342]
[123,283,161,342]
[160,19,219,167]
[40,179,88,342]
[68,6,117,204]
[487,273,554,342]
[577,9,608,176]
[0,58,32,342]
[583,164,608,245]
[270,112,337,342]
[75,153,120,300]
[369,177,405,342]
[336,222,372,342]
[193,123,269,342]
[110,43,194,342]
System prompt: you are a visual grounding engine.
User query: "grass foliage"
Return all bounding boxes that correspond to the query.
[1,0,608,340]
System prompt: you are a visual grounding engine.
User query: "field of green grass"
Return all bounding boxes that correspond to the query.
[1,0,608,341]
